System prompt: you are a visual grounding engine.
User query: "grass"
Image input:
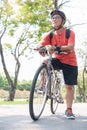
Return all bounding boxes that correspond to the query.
[0,99,29,105]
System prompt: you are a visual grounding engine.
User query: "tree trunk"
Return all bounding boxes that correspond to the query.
[8,85,16,101]
[77,81,82,102]
[82,69,86,102]
[0,29,20,101]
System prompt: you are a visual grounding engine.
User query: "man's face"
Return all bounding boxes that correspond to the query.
[51,14,62,29]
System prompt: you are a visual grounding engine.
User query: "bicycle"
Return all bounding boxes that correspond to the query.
[29,45,64,121]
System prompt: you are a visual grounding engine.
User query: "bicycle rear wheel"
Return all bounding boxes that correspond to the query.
[29,64,48,120]
[51,98,58,114]
[51,74,64,114]
[50,71,59,114]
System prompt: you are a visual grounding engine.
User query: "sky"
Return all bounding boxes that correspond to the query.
[63,0,87,40]
[1,0,87,81]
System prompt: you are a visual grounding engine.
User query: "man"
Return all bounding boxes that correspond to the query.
[36,10,78,119]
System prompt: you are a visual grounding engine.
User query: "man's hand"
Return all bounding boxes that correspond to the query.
[38,46,47,57]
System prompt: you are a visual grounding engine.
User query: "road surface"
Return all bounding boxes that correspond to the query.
[0,103,87,130]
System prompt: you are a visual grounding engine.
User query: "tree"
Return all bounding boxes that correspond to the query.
[0,0,71,101]
[76,42,87,102]
[0,0,38,100]
[0,0,52,101]
[0,0,23,100]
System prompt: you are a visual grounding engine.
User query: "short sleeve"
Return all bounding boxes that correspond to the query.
[39,32,51,46]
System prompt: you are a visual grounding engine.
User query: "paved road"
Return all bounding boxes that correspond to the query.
[0,103,87,130]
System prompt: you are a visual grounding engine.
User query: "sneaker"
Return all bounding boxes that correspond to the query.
[65,108,75,119]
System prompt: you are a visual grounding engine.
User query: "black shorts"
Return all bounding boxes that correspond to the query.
[51,58,78,85]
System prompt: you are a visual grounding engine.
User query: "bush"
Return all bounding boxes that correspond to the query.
[0,89,29,99]
[17,80,32,90]
[15,90,29,99]
[0,74,32,91]
[0,89,9,98]
[0,75,9,90]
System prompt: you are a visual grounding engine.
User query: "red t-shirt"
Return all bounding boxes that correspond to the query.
[39,28,77,66]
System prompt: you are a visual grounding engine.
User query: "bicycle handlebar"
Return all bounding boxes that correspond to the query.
[34,45,69,55]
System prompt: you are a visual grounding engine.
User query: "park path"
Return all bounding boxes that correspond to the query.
[0,103,87,130]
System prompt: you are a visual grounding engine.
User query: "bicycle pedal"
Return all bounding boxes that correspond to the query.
[56,98,64,103]
[36,89,45,94]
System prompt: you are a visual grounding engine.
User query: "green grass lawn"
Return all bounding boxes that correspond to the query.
[0,99,29,105]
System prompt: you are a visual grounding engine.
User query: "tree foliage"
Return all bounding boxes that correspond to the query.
[0,0,55,101]
[1,0,87,102]
[0,0,78,101]
[76,42,87,102]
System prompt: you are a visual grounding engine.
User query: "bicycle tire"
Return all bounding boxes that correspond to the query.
[51,98,58,114]
[29,64,49,121]
[50,70,64,114]
[50,71,59,114]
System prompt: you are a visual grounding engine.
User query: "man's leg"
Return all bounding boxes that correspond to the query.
[65,84,75,119]
[65,85,74,108]
[38,70,46,91]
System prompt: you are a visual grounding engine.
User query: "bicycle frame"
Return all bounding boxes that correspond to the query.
[29,46,64,120]
[42,49,63,101]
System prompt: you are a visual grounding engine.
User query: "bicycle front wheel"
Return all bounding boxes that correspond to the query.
[29,64,48,121]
